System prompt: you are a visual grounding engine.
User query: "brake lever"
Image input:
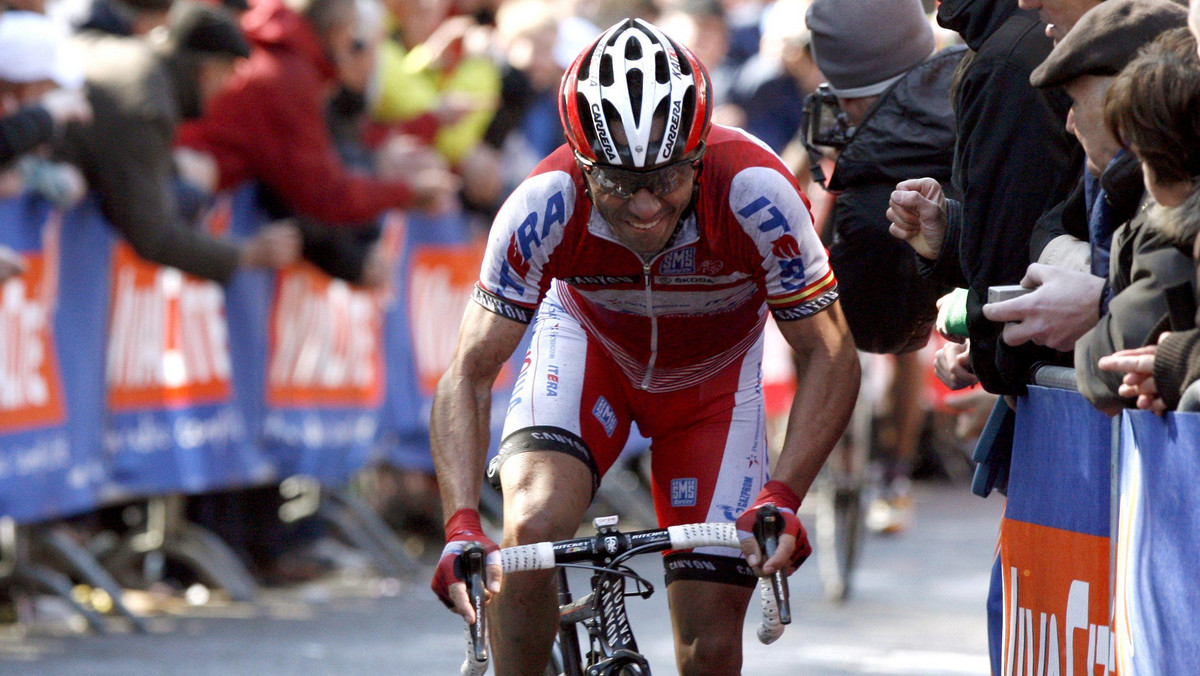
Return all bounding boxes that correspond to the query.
[753,504,792,625]
[460,542,488,663]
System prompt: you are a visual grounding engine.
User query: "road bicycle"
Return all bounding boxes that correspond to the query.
[458,508,791,675]
[809,351,878,603]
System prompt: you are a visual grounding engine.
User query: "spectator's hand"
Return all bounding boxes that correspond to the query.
[240,221,302,270]
[432,92,487,127]
[458,145,502,210]
[410,167,461,215]
[0,168,25,199]
[431,508,501,623]
[1099,342,1167,414]
[358,241,390,289]
[934,339,978,390]
[174,147,219,195]
[376,134,445,181]
[943,388,997,440]
[422,16,478,69]
[735,480,811,577]
[55,162,88,208]
[0,245,25,283]
[981,263,1105,351]
[40,88,93,128]
[887,178,948,260]
[711,102,746,128]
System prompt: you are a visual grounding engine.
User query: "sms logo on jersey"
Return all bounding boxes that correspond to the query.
[659,248,695,275]
[671,478,698,507]
[592,395,617,437]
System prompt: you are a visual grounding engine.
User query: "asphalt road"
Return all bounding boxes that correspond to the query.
[0,482,1003,675]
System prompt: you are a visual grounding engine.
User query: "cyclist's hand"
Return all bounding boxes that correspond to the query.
[431,508,500,623]
[735,480,811,576]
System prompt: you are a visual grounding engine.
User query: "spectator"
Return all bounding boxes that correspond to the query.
[1019,0,1102,42]
[657,0,734,108]
[0,10,90,208]
[369,0,499,164]
[974,0,1187,413]
[723,0,819,154]
[184,0,459,224]
[480,0,565,199]
[887,0,1080,395]
[0,7,93,168]
[76,0,175,36]
[981,0,1186,359]
[1094,28,1200,412]
[55,1,300,282]
[805,0,964,533]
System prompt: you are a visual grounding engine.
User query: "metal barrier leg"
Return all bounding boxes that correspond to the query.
[163,523,258,602]
[100,496,258,603]
[32,525,148,632]
[11,561,108,634]
[326,489,421,576]
[317,500,404,579]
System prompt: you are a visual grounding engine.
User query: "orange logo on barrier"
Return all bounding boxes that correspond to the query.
[0,253,66,431]
[1000,519,1115,675]
[408,242,511,395]
[266,262,384,407]
[106,243,232,410]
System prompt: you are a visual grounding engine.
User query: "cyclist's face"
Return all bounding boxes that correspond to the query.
[584,162,697,258]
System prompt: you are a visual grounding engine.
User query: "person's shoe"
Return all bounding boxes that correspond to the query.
[865,494,914,535]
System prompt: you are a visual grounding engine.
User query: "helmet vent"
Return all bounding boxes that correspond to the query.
[627,69,644,118]
[599,53,615,87]
[654,51,669,84]
[624,38,642,60]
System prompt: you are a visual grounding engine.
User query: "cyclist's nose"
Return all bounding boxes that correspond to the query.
[627,188,664,219]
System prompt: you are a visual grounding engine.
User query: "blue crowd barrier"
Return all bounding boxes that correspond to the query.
[1,187,518,523]
[992,386,1114,675]
[376,210,528,474]
[1114,411,1200,674]
[991,382,1200,675]
[0,195,99,522]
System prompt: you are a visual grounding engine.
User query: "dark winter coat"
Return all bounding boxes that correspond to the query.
[824,46,965,354]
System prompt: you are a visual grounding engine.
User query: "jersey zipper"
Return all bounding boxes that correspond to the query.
[640,260,657,390]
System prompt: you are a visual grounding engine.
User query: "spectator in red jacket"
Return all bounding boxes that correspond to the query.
[181,0,457,224]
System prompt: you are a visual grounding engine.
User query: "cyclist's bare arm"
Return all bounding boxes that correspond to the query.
[430,300,527,616]
[762,300,859,573]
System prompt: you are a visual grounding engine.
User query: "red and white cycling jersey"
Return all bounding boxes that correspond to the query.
[474,125,838,393]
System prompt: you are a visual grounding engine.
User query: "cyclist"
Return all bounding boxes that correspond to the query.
[430,19,859,675]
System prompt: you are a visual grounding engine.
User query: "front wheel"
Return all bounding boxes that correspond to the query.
[815,485,865,602]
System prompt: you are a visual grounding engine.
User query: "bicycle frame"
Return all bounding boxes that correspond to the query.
[552,516,655,675]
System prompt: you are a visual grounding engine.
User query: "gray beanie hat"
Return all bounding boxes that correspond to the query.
[806,0,936,98]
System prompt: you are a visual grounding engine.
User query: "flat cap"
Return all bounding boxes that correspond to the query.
[1031,0,1186,88]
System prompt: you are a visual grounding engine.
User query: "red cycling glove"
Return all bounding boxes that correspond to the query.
[431,508,500,609]
[734,480,812,573]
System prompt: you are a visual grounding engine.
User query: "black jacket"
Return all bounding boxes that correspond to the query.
[824,46,965,354]
[55,33,241,283]
[925,0,1082,393]
[0,106,56,167]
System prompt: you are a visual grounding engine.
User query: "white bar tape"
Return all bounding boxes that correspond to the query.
[500,542,556,572]
[756,578,784,645]
[666,522,740,549]
[460,625,488,676]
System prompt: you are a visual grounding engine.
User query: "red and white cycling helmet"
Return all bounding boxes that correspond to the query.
[559,18,713,170]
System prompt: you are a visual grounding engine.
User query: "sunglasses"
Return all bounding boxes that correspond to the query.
[578,153,700,199]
